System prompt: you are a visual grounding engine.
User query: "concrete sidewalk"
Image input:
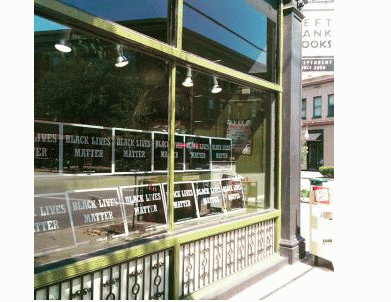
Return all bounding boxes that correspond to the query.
[229,255,335,300]
[229,171,335,300]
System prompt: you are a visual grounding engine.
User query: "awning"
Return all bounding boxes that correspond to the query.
[307,133,321,141]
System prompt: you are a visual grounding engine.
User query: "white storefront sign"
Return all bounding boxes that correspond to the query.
[302,0,334,74]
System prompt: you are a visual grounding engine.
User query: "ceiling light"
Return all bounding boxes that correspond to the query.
[115,45,129,67]
[211,77,222,94]
[55,29,73,53]
[182,67,193,87]
[55,30,72,53]
[55,39,72,52]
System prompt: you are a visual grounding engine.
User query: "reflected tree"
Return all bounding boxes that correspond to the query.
[35,37,167,129]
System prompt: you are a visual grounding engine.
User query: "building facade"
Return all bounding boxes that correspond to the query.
[34,0,305,299]
[301,75,334,170]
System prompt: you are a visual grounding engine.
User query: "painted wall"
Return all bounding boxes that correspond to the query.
[302,77,334,168]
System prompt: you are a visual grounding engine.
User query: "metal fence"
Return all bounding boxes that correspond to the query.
[180,219,275,296]
[34,249,172,300]
[35,219,276,299]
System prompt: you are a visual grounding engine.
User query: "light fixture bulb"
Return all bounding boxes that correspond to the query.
[182,76,193,87]
[182,68,193,87]
[115,56,129,67]
[115,45,129,67]
[55,39,72,53]
[211,77,222,94]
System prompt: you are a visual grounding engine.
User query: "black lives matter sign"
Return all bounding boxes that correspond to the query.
[211,138,231,162]
[34,194,71,234]
[154,133,185,171]
[34,122,59,170]
[67,189,123,230]
[63,125,112,173]
[185,136,210,170]
[164,183,198,222]
[121,184,166,225]
[194,180,225,216]
[115,130,152,172]
[34,193,77,252]
[221,178,245,210]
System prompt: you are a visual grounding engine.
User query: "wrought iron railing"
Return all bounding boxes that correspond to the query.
[34,249,172,300]
[35,219,276,299]
[180,219,276,296]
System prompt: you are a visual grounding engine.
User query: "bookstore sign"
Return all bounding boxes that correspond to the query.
[302,2,334,73]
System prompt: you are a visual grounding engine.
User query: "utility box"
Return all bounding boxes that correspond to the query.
[309,178,333,264]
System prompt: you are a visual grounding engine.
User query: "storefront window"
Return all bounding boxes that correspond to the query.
[57,0,169,43]
[34,2,278,266]
[174,65,276,219]
[34,16,170,263]
[182,0,277,82]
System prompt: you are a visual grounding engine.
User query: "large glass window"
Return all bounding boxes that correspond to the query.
[182,0,278,82]
[34,0,279,266]
[57,0,169,43]
[175,65,276,217]
[35,16,170,264]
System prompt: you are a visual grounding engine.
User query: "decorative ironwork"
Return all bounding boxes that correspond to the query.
[199,240,210,288]
[258,223,265,259]
[102,277,120,288]
[106,292,115,300]
[35,249,171,300]
[213,235,223,280]
[180,219,276,297]
[226,231,235,274]
[237,230,247,270]
[70,287,92,299]
[129,264,143,299]
[150,292,164,300]
[35,220,276,300]
[129,270,143,278]
[248,226,257,262]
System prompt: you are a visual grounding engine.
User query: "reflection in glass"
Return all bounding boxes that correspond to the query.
[121,184,167,230]
[35,26,169,129]
[58,0,169,43]
[183,0,277,82]
[34,16,170,263]
[175,65,276,212]
[34,194,76,254]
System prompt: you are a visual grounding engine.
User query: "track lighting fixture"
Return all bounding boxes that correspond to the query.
[182,67,193,87]
[211,76,222,94]
[55,31,72,53]
[115,44,129,67]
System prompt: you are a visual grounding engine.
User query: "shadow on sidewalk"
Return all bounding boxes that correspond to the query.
[258,253,334,300]
[301,252,334,272]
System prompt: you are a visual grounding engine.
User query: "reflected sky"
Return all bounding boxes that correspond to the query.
[184,0,269,63]
[35,0,272,63]
[59,0,167,21]
[34,15,69,31]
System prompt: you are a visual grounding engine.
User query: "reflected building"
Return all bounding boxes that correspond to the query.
[34,0,306,300]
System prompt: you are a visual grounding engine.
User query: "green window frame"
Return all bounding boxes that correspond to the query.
[34,1,285,295]
[34,0,283,236]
